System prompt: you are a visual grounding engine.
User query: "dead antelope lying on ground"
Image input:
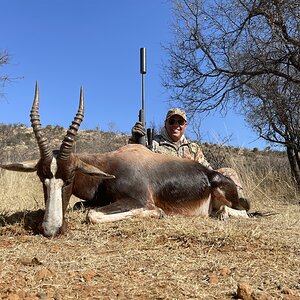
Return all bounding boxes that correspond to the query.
[0,83,249,237]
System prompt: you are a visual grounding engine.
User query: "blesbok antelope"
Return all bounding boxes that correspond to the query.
[0,82,249,237]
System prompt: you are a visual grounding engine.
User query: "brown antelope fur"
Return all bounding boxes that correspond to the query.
[0,82,249,237]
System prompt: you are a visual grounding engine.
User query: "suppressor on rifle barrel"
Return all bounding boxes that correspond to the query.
[140,48,146,74]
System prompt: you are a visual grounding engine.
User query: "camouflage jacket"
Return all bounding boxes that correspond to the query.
[150,127,211,169]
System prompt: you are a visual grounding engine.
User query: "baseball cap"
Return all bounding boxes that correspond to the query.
[165,108,187,122]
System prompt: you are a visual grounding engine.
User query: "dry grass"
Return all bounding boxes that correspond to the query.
[0,164,300,300]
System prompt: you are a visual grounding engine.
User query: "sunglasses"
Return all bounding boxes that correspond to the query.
[168,118,186,126]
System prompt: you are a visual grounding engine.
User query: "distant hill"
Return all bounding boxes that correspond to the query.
[0,124,127,164]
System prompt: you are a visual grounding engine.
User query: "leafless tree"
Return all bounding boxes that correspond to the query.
[0,49,12,97]
[243,77,300,186]
[163,0,300,187]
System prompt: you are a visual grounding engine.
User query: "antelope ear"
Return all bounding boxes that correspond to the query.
[77,160,115,179]
[0,160,38,172]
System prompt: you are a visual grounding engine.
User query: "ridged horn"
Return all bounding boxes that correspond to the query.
[30,81,53,161]
[58,86,84,160]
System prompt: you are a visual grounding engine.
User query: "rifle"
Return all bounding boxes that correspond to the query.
[138,48,153,147]
[138,48,146,146]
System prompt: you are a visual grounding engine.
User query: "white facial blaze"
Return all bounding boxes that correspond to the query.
[42,157,64,236]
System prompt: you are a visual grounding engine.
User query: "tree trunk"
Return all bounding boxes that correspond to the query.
[286,146,300,189]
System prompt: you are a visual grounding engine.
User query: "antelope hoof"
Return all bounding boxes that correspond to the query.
[86,209,104,224]
[216,205,229,221]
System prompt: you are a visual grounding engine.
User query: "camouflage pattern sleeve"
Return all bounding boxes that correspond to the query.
[190,142,212,169]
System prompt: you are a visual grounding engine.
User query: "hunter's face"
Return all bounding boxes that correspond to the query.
[165,116,187,142]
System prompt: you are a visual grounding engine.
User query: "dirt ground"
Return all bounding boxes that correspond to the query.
[0,200,300,300]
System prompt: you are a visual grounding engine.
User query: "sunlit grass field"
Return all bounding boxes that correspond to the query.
[0,147,299,299]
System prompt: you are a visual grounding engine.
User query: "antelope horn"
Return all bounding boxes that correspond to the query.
[30,81,53,161]
[58,86,84,160]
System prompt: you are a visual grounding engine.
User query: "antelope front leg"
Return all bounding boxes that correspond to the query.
[87,207,165,224]
[217,205,249,220]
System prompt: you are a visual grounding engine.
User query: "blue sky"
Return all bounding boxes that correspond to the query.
[1,0,268,149]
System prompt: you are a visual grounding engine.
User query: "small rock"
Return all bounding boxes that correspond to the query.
[237,281,253,300]
[251,291,271,300]
[6,294,20,300]
[49,245,61,253]
[208,273,219,285]
[82,270,97,282]
[219,266,230,276]
[35,268,54,281]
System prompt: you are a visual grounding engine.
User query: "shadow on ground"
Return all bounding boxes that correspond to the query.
[0,209,44,234]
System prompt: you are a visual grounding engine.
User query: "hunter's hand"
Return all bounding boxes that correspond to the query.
[131,121,146,142]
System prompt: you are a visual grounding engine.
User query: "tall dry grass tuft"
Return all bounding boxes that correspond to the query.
[0,170,43,212]
[235,157,299,210]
